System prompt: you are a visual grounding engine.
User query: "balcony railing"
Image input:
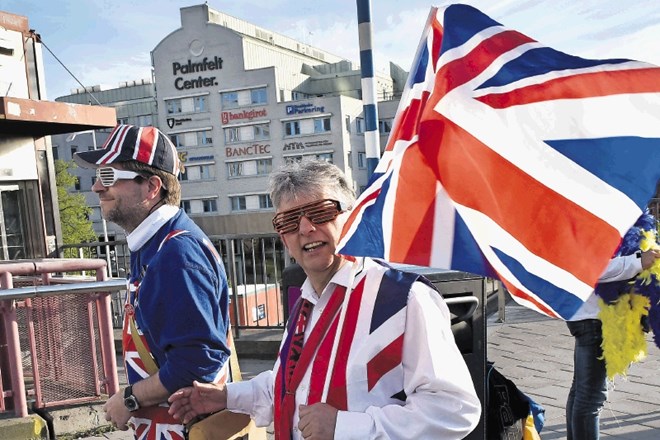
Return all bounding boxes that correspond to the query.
[0,259,121,417]
[58,234,288,336]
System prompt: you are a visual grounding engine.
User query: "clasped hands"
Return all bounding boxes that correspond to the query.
[168,381,338,439]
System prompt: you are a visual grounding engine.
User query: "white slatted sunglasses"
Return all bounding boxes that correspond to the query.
[96,167,143,187]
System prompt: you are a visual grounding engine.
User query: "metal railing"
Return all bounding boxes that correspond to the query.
[57,235,508,332]
[0,259,121,417]
[59,234,288,336]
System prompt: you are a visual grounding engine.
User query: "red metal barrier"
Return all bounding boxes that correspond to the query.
[0,259,121,417]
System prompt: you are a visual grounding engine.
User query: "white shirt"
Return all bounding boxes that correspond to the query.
[569,253,642,321]
[126,205,179,252]
[227,260,481,439]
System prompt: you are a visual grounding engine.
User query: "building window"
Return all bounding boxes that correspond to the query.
[254,124,270,140]
[224,127,240,143]
[379,119,393,134]
[285,121,301,136]
[180,171,189,181]
[181,200,191,214]
[228,162,243,177]
[194,96,207,112]
[256,159,272,175]
[292,91,311,100]
[117,117,129,125]
[357,152,366,169]
[227,159,272,178]
[259,194,273,209]
[71,146,78,155]
[53,146,59,160]
[285,153,334,164]
[356,117,365,134]
[314,117,331,133]
[74,177,81,191]
[251,87,267,105]
[222,87,268,109]
[172,130,213,148]
[199,164,212,180]
[224,123,270,144]
[221,91,239,109]
[166,100,182,114]
[316,153,333,163]
[92,206,102,222]
[345,115,351,132]
[229,194,272,211]
[200,131,213,145]
[166,95,208,115]
[182,164,214,181]
[231,196,247,211]
[137,114,153,126]
[203,199,218,212]
[91,176,97,186]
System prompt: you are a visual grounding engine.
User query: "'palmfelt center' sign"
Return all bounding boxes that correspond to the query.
[172,56,223,90]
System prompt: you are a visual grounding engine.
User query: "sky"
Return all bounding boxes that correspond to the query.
[4,0,660,100]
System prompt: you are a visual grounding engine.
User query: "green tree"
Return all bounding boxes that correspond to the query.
[55,160,97,257]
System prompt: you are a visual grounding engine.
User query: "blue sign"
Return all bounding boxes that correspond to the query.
[286,103,325,115]
[188,155,215,162]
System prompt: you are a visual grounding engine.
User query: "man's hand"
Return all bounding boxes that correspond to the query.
[298,403,338,440]
[641,249,660,270]
[168,381,228,424]
[103,391,131,431]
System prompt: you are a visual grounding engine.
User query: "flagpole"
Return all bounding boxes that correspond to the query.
[356,0,381,178]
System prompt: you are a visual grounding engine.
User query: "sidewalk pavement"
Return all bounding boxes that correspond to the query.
[78,301,659,439]
[487,302,660,440]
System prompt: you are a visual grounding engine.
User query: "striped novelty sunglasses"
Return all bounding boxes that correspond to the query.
[96,167,143,187]
[272,199,348,234]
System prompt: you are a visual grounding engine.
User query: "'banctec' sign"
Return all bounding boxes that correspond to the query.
[172,56,223,90]
[286,103,325,115]
[226,143,270,157]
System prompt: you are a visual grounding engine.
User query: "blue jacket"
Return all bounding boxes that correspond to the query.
[127,209,230,393]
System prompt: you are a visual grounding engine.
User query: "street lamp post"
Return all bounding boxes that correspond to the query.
[67,130,112,277]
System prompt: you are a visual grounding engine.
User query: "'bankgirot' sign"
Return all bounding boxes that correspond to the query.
[221,108,268,125]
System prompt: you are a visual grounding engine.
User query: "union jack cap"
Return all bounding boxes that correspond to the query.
[73,124,180,176]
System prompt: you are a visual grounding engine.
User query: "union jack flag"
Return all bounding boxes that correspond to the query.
[337,4,660,319]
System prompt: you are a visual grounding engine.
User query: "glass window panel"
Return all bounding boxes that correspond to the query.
[251,88,267,104]
[222,92,239,109]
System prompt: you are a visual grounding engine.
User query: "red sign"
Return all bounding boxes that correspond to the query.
[221,108,267,125]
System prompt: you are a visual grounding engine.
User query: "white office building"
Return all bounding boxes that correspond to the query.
[55,3,407,240]
[153,4,406,236]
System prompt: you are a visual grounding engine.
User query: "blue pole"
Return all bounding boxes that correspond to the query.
[356,0,381,178]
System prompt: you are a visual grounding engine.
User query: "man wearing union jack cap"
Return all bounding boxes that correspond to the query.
[74,124,231,440]
[168,160,480,439]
